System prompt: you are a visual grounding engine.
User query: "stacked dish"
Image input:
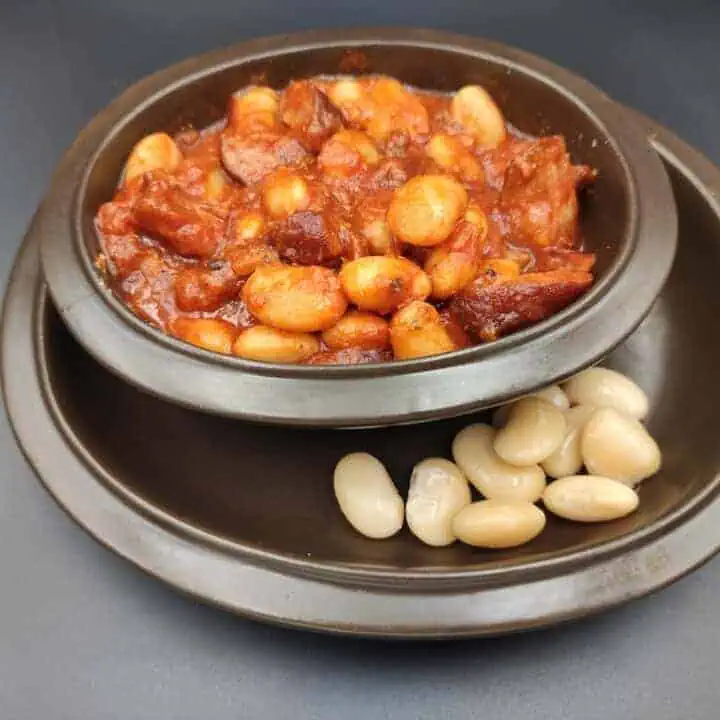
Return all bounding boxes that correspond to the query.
[4,29,720,637]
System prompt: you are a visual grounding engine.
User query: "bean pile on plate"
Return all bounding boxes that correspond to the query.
[333,367,661,548]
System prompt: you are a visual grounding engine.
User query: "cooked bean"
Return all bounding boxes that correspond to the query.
[228,86,280,131]
[406,458,472,547]
[425,220,484,300]
[321,311,390,351]
[124,132,182,184]
[390,301,457,360]
[451,85,506,148]
[327,78,373,125]
[318,130,380,176]
[563,367,649,419]
[172,317,235,354]
[387,175,468,247]
[451,423,546,503]
[581,407,661,485]
[232,326,320,363]
[204,168,231,202]
[426,133,483,182]
[492,384,570,428]
[243,264,347,332]
[232,211,266,242]
[366,78,429,142]
[339,256,430,314]
[361,218,393,255]
[263,171,311,218]
[333,452,404,539]
[542,475,639,522]
[494,397,567,466]
[541,405,597,478]
[452,501,546,549]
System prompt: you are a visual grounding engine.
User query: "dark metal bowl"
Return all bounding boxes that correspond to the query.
[38,29,677,427]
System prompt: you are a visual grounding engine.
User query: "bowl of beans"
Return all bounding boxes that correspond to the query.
[39,29,677,426]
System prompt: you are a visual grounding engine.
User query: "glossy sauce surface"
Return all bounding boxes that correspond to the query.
[95,75,596,364]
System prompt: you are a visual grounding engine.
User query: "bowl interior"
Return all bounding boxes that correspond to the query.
[43,157,720,579]
[80,42,631,295]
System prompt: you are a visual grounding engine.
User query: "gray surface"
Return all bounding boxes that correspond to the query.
[0,0,718,717]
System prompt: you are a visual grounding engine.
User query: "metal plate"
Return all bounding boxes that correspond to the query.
[2,113,719,637]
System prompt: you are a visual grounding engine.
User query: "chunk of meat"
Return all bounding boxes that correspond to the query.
[272,209,367,265]
[220,130,308,185]
[368,159,408,191]
[535,248,596,273]
[96,201,136,236]
[133,181,224,259]
[174,263,241,312]
[449,268,593,341]
[98,233,145,279]
[119,250,176,327]
[498,136,588,249]
[305,348,393,365]
[281,80,343,152]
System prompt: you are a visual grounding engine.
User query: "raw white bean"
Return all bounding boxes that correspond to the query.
[563,367,649,419]
[494,398,567,466]
[333,453,404,539]
[541,405,597,478]
[406,458,472,547]
[451,424,546,503]
[452,501,546,549]
[581,407,662,485]
[492,385,569,428]
[543,475,639,522]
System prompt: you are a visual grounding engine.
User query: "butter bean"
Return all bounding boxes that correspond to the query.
[494,398,567,466]
[390,301,457,360]
[452,501,546,549]
[492,385,569,428]
[124,132,182,184]
[333,453,404,539]
[542,405,597,478]
[406,458,472,547]
[232,326,320,363]
[451,424,546,503]
[563,367,649,419]
[388,175,468,247]
[543,475,639,522]
[581,407,662,485]
[243,264,347,333]
[451,86,506,148]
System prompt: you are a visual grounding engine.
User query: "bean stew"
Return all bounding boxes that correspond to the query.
[94,76,597,364]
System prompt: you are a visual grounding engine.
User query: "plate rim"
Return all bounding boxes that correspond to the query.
[2,111,720,637]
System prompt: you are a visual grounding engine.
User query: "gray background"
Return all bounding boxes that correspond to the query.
[1,0,718,717]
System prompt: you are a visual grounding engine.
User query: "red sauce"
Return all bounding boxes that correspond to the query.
[95,75,595,364]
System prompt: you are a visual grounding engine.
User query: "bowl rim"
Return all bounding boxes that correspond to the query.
[38,28,678,426]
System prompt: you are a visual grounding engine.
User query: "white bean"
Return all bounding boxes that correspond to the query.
[543,475,639,522]
[581,407,662,485]
[492,385,569,428]
[563,367,649,419]
[333,453,404,539]
[541,405,597,478]
[494,398,567,466]
[451,424,546,503]
[452,501,546,549]
[405,458,472,547]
